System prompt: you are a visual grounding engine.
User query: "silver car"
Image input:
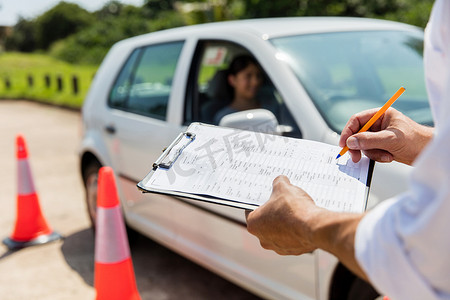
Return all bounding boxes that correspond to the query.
[80,17,431,300]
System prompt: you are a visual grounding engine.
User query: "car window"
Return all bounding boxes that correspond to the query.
[109,49,141,109]
[271,30,432,132]
[109,41,184,120]
[187,41,302,138]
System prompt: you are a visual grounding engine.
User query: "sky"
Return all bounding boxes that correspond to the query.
[0,0,145,26]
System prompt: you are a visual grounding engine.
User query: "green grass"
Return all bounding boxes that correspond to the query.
[0,52,98,109]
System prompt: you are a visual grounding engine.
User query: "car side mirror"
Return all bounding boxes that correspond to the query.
[218,109,292,135]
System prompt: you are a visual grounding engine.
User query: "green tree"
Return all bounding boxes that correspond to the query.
[50,1,185,64]
[382,0,434,28]
[96,0,125,19]
[238,0,432,28]
[35,1,94,49]
[174,0,245,24]
[144,0,177,17]
[51,14,149,64]
[241,0,301,18]
[171,0,431,27]
[4,17,37,52]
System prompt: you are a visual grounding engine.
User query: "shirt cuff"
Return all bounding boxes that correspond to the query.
[355,196,438,299]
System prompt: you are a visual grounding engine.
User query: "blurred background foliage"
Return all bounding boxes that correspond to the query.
[3,0,434,65]
[0,0,434,108]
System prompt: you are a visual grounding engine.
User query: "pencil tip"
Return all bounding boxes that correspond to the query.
[336,154,341,159]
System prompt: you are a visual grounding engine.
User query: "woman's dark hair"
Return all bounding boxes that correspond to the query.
[227,54,260,76]
[225,55,261,100]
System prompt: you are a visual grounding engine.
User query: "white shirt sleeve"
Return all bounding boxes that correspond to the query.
[355,0,450,299]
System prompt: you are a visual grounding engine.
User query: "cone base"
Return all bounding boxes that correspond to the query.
[95,259,141,300]
[2,231,63,250]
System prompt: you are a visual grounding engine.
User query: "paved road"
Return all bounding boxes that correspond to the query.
[0,100,261,300]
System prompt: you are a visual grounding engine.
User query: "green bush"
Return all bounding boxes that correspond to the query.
[36,1,95,50]
[50,17,151,65]
[50,6,185,65]
[4,18,38,52]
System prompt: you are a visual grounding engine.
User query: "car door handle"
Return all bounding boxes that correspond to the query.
[104,124,116,134]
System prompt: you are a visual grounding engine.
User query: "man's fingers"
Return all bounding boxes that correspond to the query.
[247,176,291,229]
[348,130,396,151]
[339,108,380,147]
[346,131,396,163]
[272,175,291,192]
[245,209,252,220]
[273,175,290,184]
[362,149,394,163]
[348,149,362,163]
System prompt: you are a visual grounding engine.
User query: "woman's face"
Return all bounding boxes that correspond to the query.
[228,63,263,101]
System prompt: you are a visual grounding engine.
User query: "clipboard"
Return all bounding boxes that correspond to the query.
[152,131,196,170]
[138,127,260,210]
[137,123,374,212]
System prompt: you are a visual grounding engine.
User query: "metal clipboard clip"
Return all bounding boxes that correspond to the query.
[152,131,196,170]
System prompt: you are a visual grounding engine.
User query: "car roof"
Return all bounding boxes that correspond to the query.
[121,17,422,46]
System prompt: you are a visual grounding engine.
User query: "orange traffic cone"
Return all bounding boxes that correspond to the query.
[94,166,141,300]
[2,135,62,250]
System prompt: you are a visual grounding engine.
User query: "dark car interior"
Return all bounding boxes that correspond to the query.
[185,40,302,138]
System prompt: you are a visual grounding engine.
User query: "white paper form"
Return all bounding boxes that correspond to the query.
[142,123,372,213]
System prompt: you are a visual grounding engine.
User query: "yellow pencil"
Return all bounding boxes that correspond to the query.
[336,86,406,159]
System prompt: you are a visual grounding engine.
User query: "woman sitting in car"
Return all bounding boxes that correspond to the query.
[213,55,264,125]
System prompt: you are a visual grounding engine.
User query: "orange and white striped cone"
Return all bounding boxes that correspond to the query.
[2,135,62,250]
[94,166,141,300]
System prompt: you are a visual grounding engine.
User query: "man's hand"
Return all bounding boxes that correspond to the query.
[246,176,368,280]
[245,175,322,255]
[339,108,433,165]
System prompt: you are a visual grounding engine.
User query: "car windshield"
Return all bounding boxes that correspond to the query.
[271,30,433,133]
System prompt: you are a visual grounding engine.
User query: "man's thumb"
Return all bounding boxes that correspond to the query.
[347,131,393,151]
